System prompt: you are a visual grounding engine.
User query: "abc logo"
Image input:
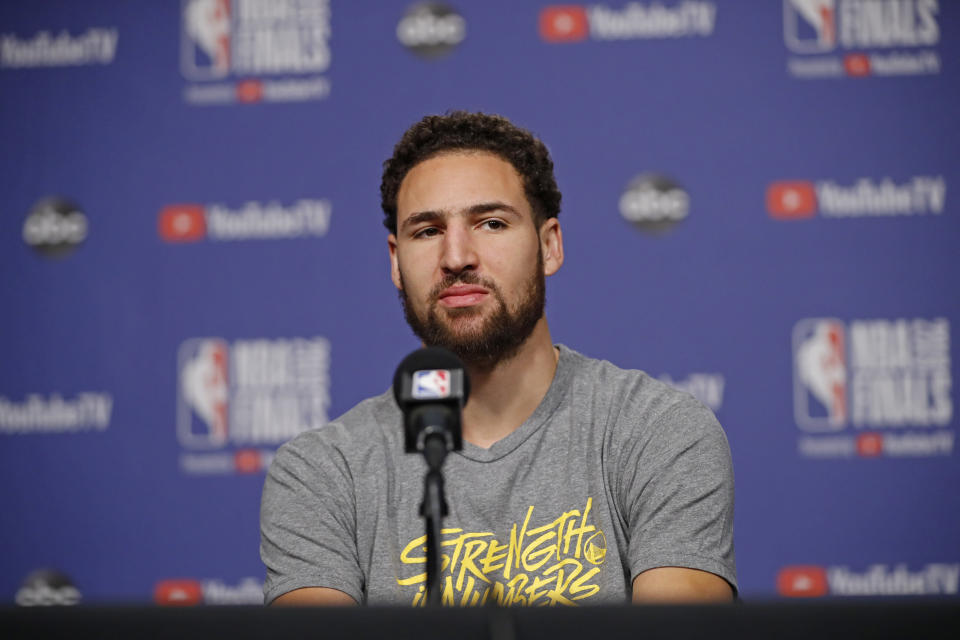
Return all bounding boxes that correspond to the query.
[397,2,466,58]
[22,197,88,258]
[16,569,81,606]
[619,174,690,233]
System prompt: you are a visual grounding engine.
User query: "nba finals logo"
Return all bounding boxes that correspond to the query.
[792,317,953,459]
[175,336,332,474]
[178,0,332,104]
[782,0,941,79]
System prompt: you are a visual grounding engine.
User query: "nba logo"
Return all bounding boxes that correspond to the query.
[412,370,450,399]
[181,0,232,79]
[793,319,847,431]
[783,0,837,53]
[178,338,230,448]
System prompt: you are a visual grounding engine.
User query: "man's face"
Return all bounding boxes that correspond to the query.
[388,151,562,369]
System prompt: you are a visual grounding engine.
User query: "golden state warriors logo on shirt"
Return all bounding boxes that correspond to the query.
[398,498,606,606]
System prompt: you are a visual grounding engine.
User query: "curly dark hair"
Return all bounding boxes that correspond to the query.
[380,111,562,234]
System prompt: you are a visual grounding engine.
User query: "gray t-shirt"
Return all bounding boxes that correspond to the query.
[260,345,736,606]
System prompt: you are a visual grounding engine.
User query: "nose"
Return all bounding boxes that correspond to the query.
[439,220,478,276]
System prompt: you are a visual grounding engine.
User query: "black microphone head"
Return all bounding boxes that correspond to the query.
[392,346,470,407]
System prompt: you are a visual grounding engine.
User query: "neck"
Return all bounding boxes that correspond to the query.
[459,317,558,449]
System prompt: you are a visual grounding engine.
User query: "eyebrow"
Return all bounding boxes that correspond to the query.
[400,201,522,232]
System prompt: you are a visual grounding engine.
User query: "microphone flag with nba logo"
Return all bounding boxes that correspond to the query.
[392,346,469,454]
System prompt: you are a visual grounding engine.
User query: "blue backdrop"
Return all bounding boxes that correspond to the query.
[1,0,958,605]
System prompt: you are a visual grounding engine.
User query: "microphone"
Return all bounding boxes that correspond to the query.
[393,346,470,454]
[393,346,470,605]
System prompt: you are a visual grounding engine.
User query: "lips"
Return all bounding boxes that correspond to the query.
[437,284,489,308]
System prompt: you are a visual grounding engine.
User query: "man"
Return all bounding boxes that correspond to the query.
[260,112,736,606]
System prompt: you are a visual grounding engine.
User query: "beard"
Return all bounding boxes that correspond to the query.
[398,249,546,371]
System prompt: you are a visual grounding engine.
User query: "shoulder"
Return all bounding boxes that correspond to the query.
[269,390,401,476]
[559,345,726,451]
[560,345,707,425]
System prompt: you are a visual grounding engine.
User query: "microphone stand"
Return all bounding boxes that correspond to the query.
[420,432,449,606]
[394,349,467,608]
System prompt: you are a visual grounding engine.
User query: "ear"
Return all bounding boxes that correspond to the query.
[388,233,402,290]
[539,218,564,277]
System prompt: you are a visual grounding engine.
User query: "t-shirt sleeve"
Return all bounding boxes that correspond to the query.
[618,397,737,593]
[259,429,363,604]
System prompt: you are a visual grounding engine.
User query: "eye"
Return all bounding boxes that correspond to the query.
[481,219,506,231]
[413,226,440,239]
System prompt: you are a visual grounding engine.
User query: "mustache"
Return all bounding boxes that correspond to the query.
[428,272,499,300]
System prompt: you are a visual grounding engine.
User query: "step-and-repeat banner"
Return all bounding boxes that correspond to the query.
[1,1,957,605]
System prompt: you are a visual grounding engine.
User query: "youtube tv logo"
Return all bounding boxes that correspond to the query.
[777,566,829,598]
[844,54,871,77]
[539,6,589,42]
[856,433,884,458]
[154,579,203,606]
[236,79,264,103]
[234,449,263,474]
[158,204,206,242]
[766,181,817,219]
